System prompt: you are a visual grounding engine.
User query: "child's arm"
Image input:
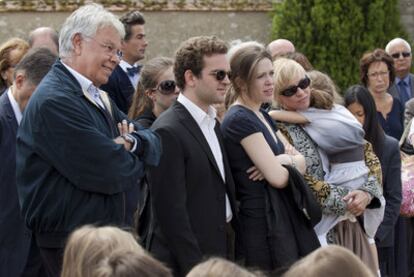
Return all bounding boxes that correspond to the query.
[269,110,309,124]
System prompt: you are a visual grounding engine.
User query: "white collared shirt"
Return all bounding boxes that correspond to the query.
[7,87,22,125]
[119,60,140,90]
[177,93,233,222]
[61,62,105,108]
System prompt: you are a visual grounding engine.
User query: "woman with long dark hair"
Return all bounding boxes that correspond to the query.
[344,85,402,277]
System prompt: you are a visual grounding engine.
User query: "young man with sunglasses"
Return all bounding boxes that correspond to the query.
[101,10,148,114]
[146,36,238,276]
[386,38,413,107]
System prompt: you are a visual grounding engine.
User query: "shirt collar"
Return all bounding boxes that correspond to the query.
[119,60,139,73]
[7,87,22,125]
[177,93,217,126]
[61,61,92,92]
[396,75,411,86]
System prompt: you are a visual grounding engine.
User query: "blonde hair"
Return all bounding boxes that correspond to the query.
[307,70,342,110]
[272,58,306,106]
[0,37,29,90]
[61,225,144,277]
[282,245,375,277]
[186,257,260,277]
[93,249,172,277]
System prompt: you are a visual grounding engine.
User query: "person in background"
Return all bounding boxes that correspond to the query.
[101,10,148,114]
[360,48,403,141]
[0,37,29,94]
[16,5,160,276]
[28,27,59,55]
[344,85,402,277]
[128,57,179,127]
[386,38,413,107]
[0,47,56,277]
[266,38,295,60]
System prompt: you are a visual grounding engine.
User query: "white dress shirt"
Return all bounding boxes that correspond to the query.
[61,62,105,108]
[6,87,22,125]
[177,93,233,222]
[119,60,140,90]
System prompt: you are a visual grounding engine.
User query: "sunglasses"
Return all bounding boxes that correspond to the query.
[209,70,231,81]
[154,80,177,95]
[391,52,411,59]
[280,76,311,97]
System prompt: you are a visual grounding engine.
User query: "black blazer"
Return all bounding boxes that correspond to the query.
[147,101,238,276]
[389,73,414,105]
[0,92,32,276]
[100,65,135,114]
[375,135,402,247]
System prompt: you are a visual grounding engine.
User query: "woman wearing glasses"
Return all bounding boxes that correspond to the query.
[128,57,179,127]
[272,59,383,275]
[221,42,320,272]
[359,49,404,141]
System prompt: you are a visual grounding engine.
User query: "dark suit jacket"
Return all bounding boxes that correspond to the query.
[375,135,402,247]
[147,101,238,276]
[0,92,31,276]
[389,73,414,107]
[100,65,135,114]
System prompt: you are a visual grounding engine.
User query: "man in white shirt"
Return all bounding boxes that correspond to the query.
[101,10,148,114]
[147,36,238,277]
[0,47,56,277]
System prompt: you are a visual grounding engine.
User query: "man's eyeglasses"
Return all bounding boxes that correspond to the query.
[391,52,411,59]
[209,70,231,82]
[280,76,311,97]
[367,71,389,79]
[84,35,123,60]
[153,80,177,95]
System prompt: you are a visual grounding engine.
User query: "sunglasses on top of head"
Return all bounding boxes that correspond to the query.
[209,70,232,82]
[280,76,311,97]
[153,80,177,95]
[391,52,411,59]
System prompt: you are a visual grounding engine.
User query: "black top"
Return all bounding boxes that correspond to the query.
[135,108,157,128]
[377,97,404,140]
[221,105,284,216]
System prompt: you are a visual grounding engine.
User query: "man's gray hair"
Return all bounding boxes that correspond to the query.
[59,3,125,58]
[385,37,412,54]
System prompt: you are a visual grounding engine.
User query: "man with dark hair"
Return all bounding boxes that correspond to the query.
[101,10,148,114]
[147,36,238,276]
[28,27,59,55]
[0,47,56,277]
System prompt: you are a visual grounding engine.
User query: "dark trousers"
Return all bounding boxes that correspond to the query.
[39,247,64,277]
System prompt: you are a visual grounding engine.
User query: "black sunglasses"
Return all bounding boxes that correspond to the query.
[280,76,311,97]
[391,52,411,59]
[154,80,177,95]
[209,70,231,81]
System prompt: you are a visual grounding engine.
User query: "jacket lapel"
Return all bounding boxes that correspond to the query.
[0,93,18,135]
[173,102,222,179]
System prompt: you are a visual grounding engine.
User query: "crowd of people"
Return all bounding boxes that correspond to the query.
[0,3,413,277]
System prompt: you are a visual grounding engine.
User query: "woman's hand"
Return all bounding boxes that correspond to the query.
[343,190,371,216]
[246,166,264,181]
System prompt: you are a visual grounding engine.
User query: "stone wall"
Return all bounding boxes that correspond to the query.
[0,11,272,60]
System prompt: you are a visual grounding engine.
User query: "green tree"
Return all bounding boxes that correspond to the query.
[271,0,407,90]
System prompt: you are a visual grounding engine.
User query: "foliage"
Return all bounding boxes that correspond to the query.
[271,0,408,91]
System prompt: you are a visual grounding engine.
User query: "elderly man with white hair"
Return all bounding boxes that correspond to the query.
[386,38,413,108]
[16,4,160,276]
